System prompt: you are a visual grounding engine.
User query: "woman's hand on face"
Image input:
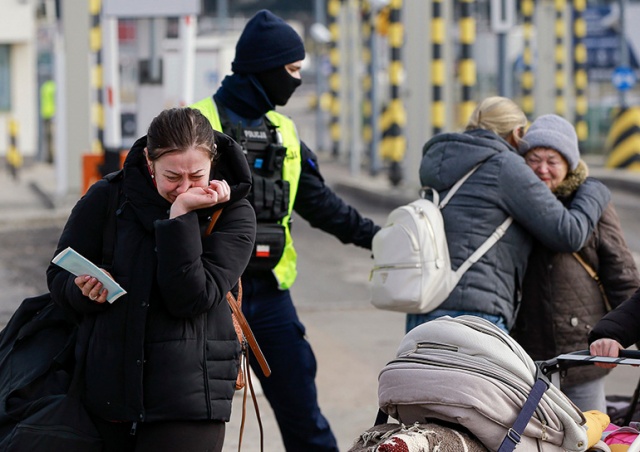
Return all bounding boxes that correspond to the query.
[590,338,623,368]
[75,269,113,304]
[170,180,230,218]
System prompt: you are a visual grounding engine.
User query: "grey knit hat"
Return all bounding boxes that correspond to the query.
[519,114,580,170]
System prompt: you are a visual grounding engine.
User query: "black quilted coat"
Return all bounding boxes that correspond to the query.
[513,161,640,386]
[47,132,256,423]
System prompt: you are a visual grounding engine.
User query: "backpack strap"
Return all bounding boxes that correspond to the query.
[423,163,514,279]
[420,164,481,208]
[438,164,481,209]
[497,378,550,452]
[454,216,514,278]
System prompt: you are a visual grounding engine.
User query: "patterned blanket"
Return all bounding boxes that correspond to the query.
[348,422,488,452]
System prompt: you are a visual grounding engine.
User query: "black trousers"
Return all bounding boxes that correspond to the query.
[90,415,225,452]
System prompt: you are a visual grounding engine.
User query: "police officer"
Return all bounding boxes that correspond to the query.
[192,9,380,452]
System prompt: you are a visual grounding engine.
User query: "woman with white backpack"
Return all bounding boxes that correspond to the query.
[405,97,611,333]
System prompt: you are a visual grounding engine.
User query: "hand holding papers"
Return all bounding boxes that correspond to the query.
[52,247,127,303]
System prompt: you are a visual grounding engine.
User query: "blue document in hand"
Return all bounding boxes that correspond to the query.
[52,247,127,303]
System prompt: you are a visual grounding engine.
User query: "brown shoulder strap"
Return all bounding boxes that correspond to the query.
[572,252,612,312]
[205,208,271,376]
[227,289,271,377]
[205,207,269,451]
[205,209,223,236]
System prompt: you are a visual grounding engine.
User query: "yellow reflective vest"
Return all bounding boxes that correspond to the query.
[191,97,301,289]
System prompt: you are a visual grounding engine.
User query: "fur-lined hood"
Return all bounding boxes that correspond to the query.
[553,159,588,198]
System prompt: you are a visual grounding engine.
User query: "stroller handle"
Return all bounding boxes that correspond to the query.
[538,349,640,377]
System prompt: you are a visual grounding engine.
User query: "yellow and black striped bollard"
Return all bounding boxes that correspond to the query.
[7,118,23,180]
[89,0,104,155]
[458,0,476,125]
[328,0,341,157]
[554,0,566,117]
[573,0,588,144]
[606,107,640,170]
[380,0,405,186]
[432,0,445,135]
[522,0,535,120]
[361,0,374,160]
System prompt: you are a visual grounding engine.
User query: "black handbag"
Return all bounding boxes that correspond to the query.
[0,171,123,451]
[0,291,101,451]
[4,395,102,451]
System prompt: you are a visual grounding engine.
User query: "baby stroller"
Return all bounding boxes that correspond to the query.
[348,316,640,452]
[539,350,640,452]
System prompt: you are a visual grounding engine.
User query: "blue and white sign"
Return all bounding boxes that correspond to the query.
[612,66,637,91]
[581,6,639,81]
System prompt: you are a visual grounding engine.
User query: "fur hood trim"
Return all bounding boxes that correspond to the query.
[553,159,588,198]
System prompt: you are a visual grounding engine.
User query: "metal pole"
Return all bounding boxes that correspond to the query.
[458,0,476,126]
[54,19,68,197]
[348,0,361,176]
[497,32,507,96]
[327,0,341,157]
[432,0,444,135]
[179,15,197,106]
[522,0,534,119]
[554,0,566,116]
[381,0,405,186]
[89,0,104,155]
[217,0,229,32]
[618,0,628,108]
[103,16,122,151]
[370,12,381,175]
[573,0,588,144]
[361,0,373,167]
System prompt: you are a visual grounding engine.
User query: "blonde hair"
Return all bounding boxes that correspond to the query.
[465,96,527,145]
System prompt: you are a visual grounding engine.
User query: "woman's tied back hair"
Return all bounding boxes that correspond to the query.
[465,96,527,144]
[146,107,217,162]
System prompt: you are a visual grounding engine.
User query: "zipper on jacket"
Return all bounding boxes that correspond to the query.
[202,313,212,418]
[130,422,138,436]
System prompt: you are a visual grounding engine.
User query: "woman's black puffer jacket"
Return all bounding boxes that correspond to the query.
[47,131,256,423]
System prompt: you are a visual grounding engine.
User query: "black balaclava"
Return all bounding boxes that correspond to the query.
[215,10,306,118]
[255,66,302,106]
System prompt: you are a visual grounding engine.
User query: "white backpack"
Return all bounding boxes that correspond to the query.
[370,165,513,313]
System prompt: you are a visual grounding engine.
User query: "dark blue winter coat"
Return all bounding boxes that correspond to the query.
[419,129,611,329]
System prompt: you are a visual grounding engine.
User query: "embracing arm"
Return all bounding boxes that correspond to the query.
[293,142,380,250]
[154,199,256,318]
[499,158,610,252]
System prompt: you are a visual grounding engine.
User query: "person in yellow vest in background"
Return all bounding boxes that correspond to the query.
[192,9,380,452]
[40,80,56,163]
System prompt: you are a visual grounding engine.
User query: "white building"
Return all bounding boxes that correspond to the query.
[0,0,37,159]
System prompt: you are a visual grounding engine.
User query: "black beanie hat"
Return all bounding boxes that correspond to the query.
[231,10,305,74]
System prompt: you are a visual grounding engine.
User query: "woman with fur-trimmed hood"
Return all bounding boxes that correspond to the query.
[512,114,640,413]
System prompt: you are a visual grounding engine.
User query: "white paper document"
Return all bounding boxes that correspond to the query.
[52,247,127,303]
